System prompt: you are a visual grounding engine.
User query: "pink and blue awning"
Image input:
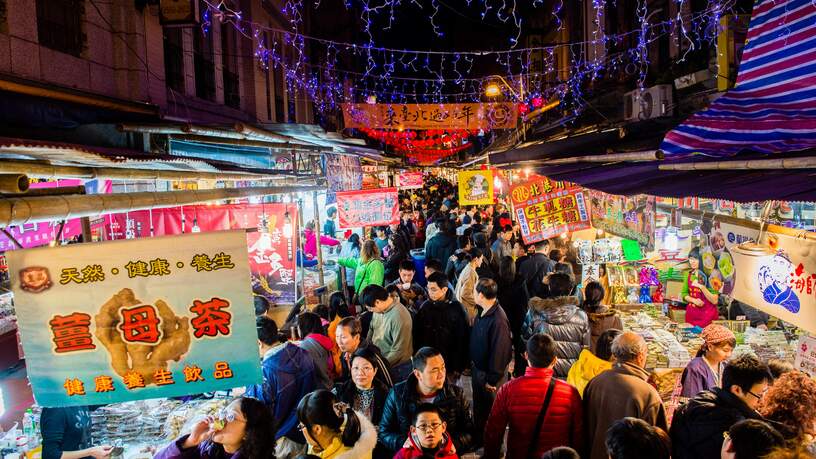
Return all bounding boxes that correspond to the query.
[662,0,816,158]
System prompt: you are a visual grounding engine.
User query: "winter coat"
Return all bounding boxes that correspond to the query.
[414,291,471,374]
[338,258,385,295]
[367,300,413,367]
[490,239,512,266]
[393,432,459,459]
[379,374,476,455]
[154,436,244,459]
[425,233,457,268]
[565,349,612,397]
[454,263,479,321]
[332,379,389,425]
[338,243,361,285]
[587,306,623,354]
[299,333,336,389]
[517,253,554,299]
[469,303,513,387]
[584,362,668,459]
[245,342,317,440]
[483,367,583,459]
[384,247,409,283]
[522,296,591,378]
[680,356,724,398]
[670,388,765,459]
[304,228,340,260]
[386,280,427,313]
[309,409,379,459]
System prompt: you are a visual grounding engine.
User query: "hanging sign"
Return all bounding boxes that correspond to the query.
[510,183,591,244]
[336,188,400,228]
[458,170,495,206]
[323,154,363,204]
[731,230,816,334]
[795,334,816,377]
[159,0,200,26]
[589,191,656,251]
[342,103,518,130]
[397,171,424,189]
[7,231,262,407]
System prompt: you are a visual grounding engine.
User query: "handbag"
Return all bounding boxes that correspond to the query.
[351,261,371,306]
[526,375,558,458]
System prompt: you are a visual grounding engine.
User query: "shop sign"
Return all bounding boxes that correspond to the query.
[589,191,656,251]
[731,231,816,334]
[342,103,518,130]
[7,231,262,407]
[336,188,400,228]
[159,0,199,26]
[397,171,424,189]
[323,154,363,204]
[512,185,591,245]
[458,170,494,206]
[795,335,816,378]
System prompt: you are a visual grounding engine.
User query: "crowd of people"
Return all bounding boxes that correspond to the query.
[40,176,816,459]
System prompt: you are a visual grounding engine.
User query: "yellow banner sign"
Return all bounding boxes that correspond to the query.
[458,170,494,206]
[342,103,518,130]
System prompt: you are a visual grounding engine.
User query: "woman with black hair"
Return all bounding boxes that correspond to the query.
[298,312,336,390]
[581,281,623,353]
[567,328,622,396]
[383,233,409,284]
[682,246,720,327]
[154,397,276,459]
[339,234,362,305]
[297,390,378,459]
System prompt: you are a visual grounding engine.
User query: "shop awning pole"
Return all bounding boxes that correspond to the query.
[312,191,326,289]
[659,157,816,170]
[172,135,326,153]
[539,150,664,165]
[0,185,325,226]
[0,174,30,193]
[0,159,291,181]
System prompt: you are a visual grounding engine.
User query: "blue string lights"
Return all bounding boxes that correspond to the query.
[201,0,734,115]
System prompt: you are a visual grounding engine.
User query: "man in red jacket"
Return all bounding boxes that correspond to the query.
[483,333,583,459]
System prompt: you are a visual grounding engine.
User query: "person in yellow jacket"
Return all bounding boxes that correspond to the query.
[297,389,378,459]
[567,329,621,396]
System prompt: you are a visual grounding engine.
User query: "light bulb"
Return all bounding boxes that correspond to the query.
[283,211,293,239]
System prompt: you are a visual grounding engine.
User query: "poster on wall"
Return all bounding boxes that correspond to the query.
[731,230,816,334]
[397,171,424,189]
[458,170,494,206]
[362,165,389,190]
[324,154,363,204]
[510,179,591,244]
[336,188,400,228]
[589,191,656,251]
[7,231,262,407]
[795,335,816,377]
[694,217,760,296]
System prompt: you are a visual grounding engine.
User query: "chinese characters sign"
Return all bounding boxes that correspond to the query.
[458,170,494,206]
[795,335,816,378]
[731,230,816,334]
[589,191,656,251]
[336,188,400,228]
[397,171,424,189]
[342,103,518,130]
[323,154,363,204]
[510,180,591,244]
[8,231,262,407]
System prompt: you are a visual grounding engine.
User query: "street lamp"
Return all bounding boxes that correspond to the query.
[484,83,502,97]
[483,75,524,100]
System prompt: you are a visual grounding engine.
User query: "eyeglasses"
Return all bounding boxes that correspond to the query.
[352,366,375,374]
[216,409,246,424]
[415,423,443,433]
[747,387,769,400]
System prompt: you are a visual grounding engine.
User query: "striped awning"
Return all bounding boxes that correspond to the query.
[661,0,816,158]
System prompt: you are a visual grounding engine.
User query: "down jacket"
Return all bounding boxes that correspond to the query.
[522,296,591,378]
[379,374,476,455]
[394,432,459,459]
[483,367,583,459]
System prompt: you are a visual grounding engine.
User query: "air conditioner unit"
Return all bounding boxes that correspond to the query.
[624,84,674,121]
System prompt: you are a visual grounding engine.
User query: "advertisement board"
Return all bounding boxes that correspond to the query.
[336,188,400,228]
[458,170,494,206]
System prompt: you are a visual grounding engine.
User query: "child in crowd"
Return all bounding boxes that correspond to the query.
[394,404,459,459]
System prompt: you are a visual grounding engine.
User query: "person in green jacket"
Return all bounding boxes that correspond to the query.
[339,239,385,300]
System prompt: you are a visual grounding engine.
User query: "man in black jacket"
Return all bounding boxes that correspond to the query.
[517,240,554,299]
[670,354,773,459]
[469,278,513,439]
[413,272,470,382]
[379,347,476,456]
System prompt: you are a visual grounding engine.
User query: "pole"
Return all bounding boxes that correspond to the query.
[297,199,307,303]
[312,191,325,289]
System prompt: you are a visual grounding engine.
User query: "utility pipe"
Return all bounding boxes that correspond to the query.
[0,174,30,194]
[659,157,816,170]
[538,150,664,165]
[234,123,305,144]
[173,135,326,153]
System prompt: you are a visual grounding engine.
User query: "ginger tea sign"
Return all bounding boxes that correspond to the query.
[8,231,261,407]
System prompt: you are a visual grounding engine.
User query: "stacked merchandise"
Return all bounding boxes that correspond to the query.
[91,399,183,451]
[0,292,15,335]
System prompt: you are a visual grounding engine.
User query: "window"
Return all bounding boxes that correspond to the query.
[0,0,8,34]
[36,0,85,56]
[221,26,240,109]
[163,28,184,92]
[193,26,216,101]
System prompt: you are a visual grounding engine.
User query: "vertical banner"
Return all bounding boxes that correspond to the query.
[397,171,424,189]
[589,191,657,251]
[510,181,591,244]
[731,230,816,335]
[458,170,494,206]
[7,231,262,407]
[323,154,363,204]
[336,188,400,228]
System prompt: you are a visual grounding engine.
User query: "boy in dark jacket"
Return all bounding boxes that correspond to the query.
[469,278,513,439]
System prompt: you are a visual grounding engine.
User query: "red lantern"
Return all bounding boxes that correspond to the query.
[532,97,544,108]
[518,103,530,115]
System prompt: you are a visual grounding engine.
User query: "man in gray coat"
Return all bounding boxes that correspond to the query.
[583,332,668,459]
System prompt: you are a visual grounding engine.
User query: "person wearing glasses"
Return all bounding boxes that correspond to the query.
[296,389,378,459]
[669,354,774,459]
[393,404,458,459]
[154,397,275,458]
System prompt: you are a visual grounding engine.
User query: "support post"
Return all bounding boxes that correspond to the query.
[312,191,325,289]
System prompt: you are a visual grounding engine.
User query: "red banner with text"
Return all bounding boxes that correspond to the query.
[336,188,400,228]
[511,178,590,244]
